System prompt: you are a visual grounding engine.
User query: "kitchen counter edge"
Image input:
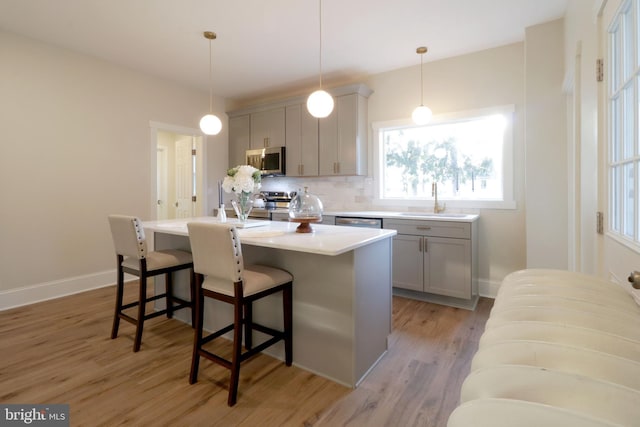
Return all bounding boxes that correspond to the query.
[323,211,479,222]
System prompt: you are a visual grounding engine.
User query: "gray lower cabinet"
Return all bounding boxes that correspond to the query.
[385,219,477,301]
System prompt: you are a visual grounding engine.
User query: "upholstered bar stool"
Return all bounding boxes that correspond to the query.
[108,214,195,352]
[187,222,293,406]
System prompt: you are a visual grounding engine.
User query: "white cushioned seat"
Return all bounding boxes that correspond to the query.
[108,214,195,352]
[121,249,194,272]
[186,221,293,407]
[202,264,293,297]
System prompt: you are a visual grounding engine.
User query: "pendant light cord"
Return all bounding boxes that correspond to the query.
[208,37,213,113]
[318,0,323,89]
[420,52,424,106]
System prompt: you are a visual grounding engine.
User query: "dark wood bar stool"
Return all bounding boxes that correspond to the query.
[108,214,195,352]
[187,222,293,406]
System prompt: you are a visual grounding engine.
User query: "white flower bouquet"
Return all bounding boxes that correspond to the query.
[222,165,261,221]
[222,165,261,194]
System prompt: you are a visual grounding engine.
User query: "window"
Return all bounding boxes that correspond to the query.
[373,105,515,209]
[609,0,640,245]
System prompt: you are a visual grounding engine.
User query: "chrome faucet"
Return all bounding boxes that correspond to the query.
[432,182,446,213]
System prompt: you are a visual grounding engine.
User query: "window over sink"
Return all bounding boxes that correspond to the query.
[373,105,515,209]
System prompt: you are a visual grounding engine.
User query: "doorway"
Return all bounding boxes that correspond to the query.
[150,122,206,220]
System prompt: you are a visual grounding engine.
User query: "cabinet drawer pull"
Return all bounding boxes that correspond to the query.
[416,226,431,230]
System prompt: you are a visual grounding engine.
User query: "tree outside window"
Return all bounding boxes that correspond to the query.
[380,114,505,201]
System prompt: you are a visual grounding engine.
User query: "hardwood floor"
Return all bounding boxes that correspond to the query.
[0,285,492,426]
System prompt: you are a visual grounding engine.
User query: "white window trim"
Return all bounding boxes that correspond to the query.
[371,105,517,210]
[606,0,640,252]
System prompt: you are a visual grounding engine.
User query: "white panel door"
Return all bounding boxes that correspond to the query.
[156,147,168,220]
[175,138,193,218]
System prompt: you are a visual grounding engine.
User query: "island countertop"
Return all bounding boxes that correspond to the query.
[144,216,395,387]
[142,217,396,256]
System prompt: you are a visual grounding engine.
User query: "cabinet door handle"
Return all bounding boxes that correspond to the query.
[416,226,431,230]
[301,164,304,175]
[418,237,423,253]
[264,137,269,147]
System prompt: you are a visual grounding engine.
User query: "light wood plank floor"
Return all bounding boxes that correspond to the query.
[0,285,492,426]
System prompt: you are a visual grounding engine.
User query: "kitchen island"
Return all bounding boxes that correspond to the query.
[143,217,396,388]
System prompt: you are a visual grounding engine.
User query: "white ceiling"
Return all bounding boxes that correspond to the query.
[0,0,568,102]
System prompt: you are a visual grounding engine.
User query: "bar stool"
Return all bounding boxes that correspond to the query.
[108,214,195,352]
[187,222,293,406]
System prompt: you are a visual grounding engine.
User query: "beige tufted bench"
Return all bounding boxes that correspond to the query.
[448,269,640,427]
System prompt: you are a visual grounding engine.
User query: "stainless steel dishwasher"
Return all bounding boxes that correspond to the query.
[334,216,383,228]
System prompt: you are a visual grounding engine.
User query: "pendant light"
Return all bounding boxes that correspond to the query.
[412,46,433,125]
[199,31,222,136]
[307,0,334,118]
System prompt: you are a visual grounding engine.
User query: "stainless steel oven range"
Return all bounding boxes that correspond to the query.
[225,190,295,219]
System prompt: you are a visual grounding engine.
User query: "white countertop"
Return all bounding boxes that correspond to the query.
[324,211,479,222]
[143,217,396,256]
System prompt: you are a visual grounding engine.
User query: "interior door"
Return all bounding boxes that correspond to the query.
[175,137,194,218]
[156,147,168,220]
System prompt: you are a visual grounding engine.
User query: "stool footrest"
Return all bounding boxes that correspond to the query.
[202,324,235,345]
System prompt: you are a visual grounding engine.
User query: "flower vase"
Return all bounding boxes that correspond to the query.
[232,191,254,222]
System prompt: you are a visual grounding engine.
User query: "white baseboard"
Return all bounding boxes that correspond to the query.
[0,270,122,311]
[2,272,500,311]
[479,279,500,299]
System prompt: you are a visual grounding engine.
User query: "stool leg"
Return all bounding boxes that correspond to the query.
[189,274,204,384]
[228,298,243,406]
[111,259,125,339]
[190,268,196,328]
[133,273,147,352]
[283,283,293,366]
[166,272,174,319]
[244,302,253,350]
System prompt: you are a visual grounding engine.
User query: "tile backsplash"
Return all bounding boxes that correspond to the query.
[260,176,375,211]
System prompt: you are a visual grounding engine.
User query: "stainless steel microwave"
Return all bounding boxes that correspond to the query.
[246,146,286,176]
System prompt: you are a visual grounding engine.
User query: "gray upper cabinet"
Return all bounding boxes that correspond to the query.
[227,84,372,175]
[250,107,285,149]
[285,104,319,177]
[228,115,250,168]
[319,93,367,176]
